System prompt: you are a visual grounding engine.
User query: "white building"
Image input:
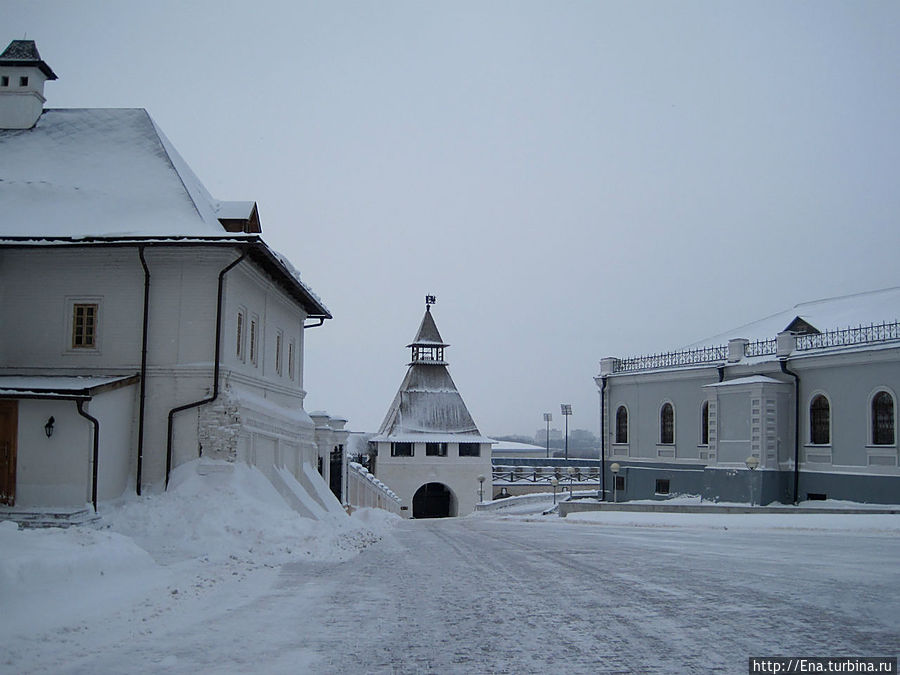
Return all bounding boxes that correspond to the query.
[0,40,345,522]
[370,299,493,517]
[595,287,900,505]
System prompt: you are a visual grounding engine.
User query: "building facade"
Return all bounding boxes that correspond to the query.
[370,299,493,517]
[595,288,900,505]
[0,41,344,521]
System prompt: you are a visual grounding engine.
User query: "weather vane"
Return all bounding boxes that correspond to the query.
[425,294,436,307]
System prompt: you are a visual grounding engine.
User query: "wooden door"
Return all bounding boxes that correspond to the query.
[0,400,17,506]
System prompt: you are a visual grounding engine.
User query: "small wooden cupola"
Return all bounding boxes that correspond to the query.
[0,40,57,130]
[407,295,449,365]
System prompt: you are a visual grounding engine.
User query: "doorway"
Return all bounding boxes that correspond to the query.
[412,482,456,518]
[0,401,18,506]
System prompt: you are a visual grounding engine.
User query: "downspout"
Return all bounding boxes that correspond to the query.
[165,251,246,489]
[303,318,326,329]
[599,375,607,500]
[780,359,801,504]
[136,247,150,495]
[76,400,100,512]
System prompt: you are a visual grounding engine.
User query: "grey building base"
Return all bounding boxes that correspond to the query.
[602,462,900,505]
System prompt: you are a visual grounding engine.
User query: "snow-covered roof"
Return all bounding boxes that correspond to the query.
[0,109,237,238]
[407,306,448,347]
[215,201,255,220]
[686,287,900,348]
[369,432,495,444]
[377,308,486,441]
[703,375,789,388]
[0,374,138,398]
[0,40,57,79]
[0,107,331,318]
[492,441,547,456]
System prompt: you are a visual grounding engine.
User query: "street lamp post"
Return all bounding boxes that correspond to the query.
[745,456,759,506]
[561,404,572,461]
[477,474,486,503]
[610,462,620,503]
[543,412,552,459]
[551,477,559,505]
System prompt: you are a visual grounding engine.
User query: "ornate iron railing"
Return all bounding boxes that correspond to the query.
[744,338,777,358]
[795,321,900,352]
[610,321,900,374]
[612,344,727,373]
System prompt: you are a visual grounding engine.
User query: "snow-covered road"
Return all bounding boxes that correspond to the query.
[6,511,897,674]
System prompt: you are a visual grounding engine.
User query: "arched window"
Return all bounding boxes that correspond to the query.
[809,395,830,445]
[872,391,895,445]
[615,406,628,444]
[700,401,709,445]
[660,402,674,445]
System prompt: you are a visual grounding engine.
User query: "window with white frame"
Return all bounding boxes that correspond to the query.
[275,330,283,376]
[391,442,413,457]
[288,340,296,380]
[700,401,709,446]
[72,303,98,349]
[426,442,448,457]
[809,394,830,445]
[249,315,259,366]
[236,309,247,361]
[615,406,628,444]
[660,402,674,444]
[871,390,895,446]
[459,443,480,457]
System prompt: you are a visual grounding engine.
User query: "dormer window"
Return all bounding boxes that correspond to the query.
[19,76,28,87]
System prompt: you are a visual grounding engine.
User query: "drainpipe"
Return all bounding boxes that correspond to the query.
[136,247,150,495]
[76,400,100,512]
[599,375,607,500]
[165,251,246,489]
[303,318,326,329]
[780,359,800,504]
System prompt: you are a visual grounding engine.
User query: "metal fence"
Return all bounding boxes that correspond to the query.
[612,344,728,373]
[610,321,900,373]
[795,321,900,352]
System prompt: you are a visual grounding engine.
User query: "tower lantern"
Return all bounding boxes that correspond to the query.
[408,295,448,365]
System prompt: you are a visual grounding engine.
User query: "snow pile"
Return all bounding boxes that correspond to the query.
[0,458,399,639]
[0,520,157,596]
[103,458,397,566]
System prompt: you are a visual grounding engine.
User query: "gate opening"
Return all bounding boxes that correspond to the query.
[412,482,456,518]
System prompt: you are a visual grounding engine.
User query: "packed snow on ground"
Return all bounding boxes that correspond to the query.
[2,474,897,674]
[0,459,398,650]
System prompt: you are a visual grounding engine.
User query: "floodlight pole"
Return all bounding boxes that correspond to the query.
[561,404,572,461]
[543,412,552,458]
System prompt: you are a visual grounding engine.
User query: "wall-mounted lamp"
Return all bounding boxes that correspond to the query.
[44,416,55,438]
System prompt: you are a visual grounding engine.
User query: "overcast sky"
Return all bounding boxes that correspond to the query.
[7,1,900,437]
